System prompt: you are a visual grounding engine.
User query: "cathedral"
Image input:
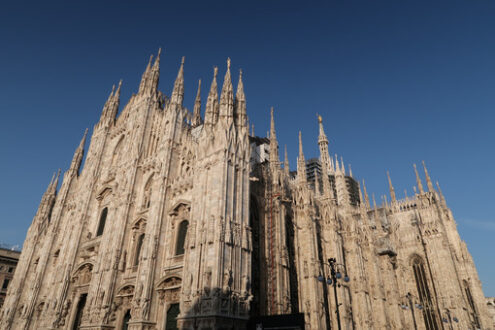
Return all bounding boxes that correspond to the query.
[0,50,491,330]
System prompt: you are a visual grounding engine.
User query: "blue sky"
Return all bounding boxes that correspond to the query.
[1,1,494,295]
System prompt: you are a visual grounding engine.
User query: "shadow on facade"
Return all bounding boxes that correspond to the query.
[176,287,303,330]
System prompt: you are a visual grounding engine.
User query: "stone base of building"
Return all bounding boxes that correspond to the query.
[178,315,248,330]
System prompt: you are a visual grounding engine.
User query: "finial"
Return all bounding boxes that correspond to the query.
[349,164,353,177]
[214,66,218,78]
[181,56,185,65]
[239,69,243,78]
[227,57,231,69]
[317,113,322,123]
[157,47,162,57]
[362,179,370,208]
[372,193,377,210]
[251,124,255,136]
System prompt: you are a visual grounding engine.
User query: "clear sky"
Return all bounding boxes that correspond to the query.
[1,1,494,295]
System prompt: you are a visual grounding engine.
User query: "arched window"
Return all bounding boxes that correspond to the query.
[412,256,439,330]
[122,309,131,330]
[134,233,144,267]
[175,220,189,255]
[97,208,108,237]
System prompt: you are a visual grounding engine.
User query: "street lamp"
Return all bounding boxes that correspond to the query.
[400,292,422,330]
[317,257,350,330]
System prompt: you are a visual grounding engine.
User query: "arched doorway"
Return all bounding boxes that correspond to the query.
[165,303,180,330]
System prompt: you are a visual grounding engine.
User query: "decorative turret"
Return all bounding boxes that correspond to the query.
[269,107,279,166]
[192,79,202,126]
[219,58,234,124]
[413,163,425,194]
[69,128,88,175]
[170,56,185,105]
[387,171,397,203]
[297,131,307,183]
[422,161,435,192]
[235,69,247,128]
[204,67,219,127]
[317,115,333,174]
[99,80,121,125]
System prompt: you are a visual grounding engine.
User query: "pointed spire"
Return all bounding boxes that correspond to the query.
[335,154,340,172]
[192,79,202,126]
[204,67,219,126]
[413,164,425,194]
[251,124,255,136]
[138,49,161,95]
[49,169,61,194]
[358,181,364,208]
[284,145,290,175]
[387,171,397,203]
[317,115,333,175]
[115,79,122,99]
[70,129,88,175]
[362,179,370,208]
[372,193,377,211]
[436,181,446,204]
[348,164,353,177]
[341,157,345,175]
[270,107,277,140]
[269,108,280,167]
[219,58,234,122]
[297,131,307,182]
[235,69,247,128]
[422,161,435,192]
[171,56,185,105]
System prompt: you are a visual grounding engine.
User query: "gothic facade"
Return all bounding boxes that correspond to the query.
[0,50,491,329]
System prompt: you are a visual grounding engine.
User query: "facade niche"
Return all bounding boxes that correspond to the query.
[142,175,153,209]
[97,207,108,237]
[130,219,146,271]
[175,220,188,256]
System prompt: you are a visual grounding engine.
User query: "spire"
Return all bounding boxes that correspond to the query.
[317,115,333,175]
[49,169,61,195]
[422,161,435,192]
[171,56,185,105]
[335,154,340,173]
[297,131,307,182]
[138,49,161,95]
[251,124,255,136]
[413,164,425,194]
[269,107,279,166]
[235,69,247,128]
[387,171,397,203]
[358,181,364,208]
[284,145,290,175]
[362,179,370,208]
[106,80,122,122]
[341,157,345,175]
[70,129,88,175]
[204,67,219,126]
[436,181,446,204]
[348,164,353,177]
[192,79,202,126]
[219,58,234,122]
[372,193,377,211]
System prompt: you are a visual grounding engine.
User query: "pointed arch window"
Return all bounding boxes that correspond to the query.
[142,177,152,209]
[411,256,439,330]
[175,220,189,256]
[134,233,144,267]
[96,207,108,237]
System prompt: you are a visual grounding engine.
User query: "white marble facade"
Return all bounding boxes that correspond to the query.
[0,51,491,330]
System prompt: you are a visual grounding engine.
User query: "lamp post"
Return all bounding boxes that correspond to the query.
[400,292,422,330]
[442,309,459,330]
[317,257,350,330]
